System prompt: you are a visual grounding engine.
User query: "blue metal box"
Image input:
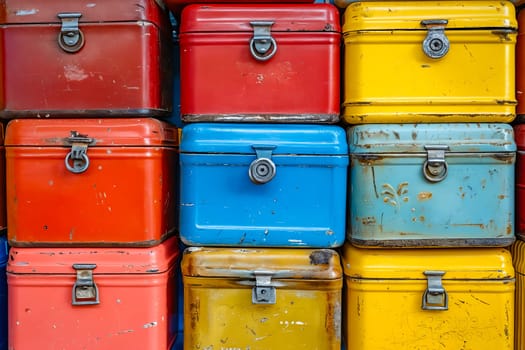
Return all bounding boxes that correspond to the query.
[348,123,516,247]
[0,236,7,350]
[180,123,348,247]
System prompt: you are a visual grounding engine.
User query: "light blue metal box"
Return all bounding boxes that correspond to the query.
[348,123,516,247]
[180,123,348,247]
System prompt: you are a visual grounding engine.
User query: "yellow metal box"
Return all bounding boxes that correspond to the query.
[342,1,517,124]
[181,247,342,350]
[342,244,515,349]
[511,240,525,350]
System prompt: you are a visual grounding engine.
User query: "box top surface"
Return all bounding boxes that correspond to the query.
[180,4,340,33]
[5,118,179,147]
[182,247,342,280]
[348,123,516,153]
[7,236,179,274]
[342,1,517,32]
[181,123,347,155]
[342,244,514,280]
[0,0,166,24]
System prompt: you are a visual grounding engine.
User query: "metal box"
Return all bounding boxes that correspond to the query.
[6,118,179,247]
[342,1,517,123]
[180,123,348,248]
[179,4,340,123]
[182,246,342,350]
[342,244,515,350]
[348,123,515,247]
[0,0,172,118]
[0,236,7,350]
[7,236,179,349]
[511,240,525,350]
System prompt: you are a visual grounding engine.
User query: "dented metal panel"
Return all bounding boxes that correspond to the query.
[7,236,180,349]
[179,123,348,248]
[348,124,515,247]
[5,118,179,247]
[0,0,172,118]
[342,244,515,350]
[342,1,517,123]
[179,4,340,123]
[182,247,342,350]
[510,240,525,350]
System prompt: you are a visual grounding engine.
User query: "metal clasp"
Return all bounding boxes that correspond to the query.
[64,130,95,174]
[422,270,448,311]
[249,21,277,61]
[72,264,100,306]
[57,12,85,53]
[421,19,449,59]
[423,145,449,183]
[252,270,276,304]
[249,145,277,185]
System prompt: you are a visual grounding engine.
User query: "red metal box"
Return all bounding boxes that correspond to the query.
[179,4,341,123]
[0,0,172,118]
[5,118,179,247]
[0,124,5,234]
[515,124,525,240]
[7,236,179,350]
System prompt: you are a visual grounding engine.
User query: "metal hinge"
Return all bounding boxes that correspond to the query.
[421,19,449,59]
[64,130,95,174]
[252,270,276,304]
[249,145,277,185]
[422,270,448,311]
[423,145,449,183]
[72,264,100,306]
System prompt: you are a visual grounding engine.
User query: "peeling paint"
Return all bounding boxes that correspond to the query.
[63,65,89,82]
[15,9,39,16]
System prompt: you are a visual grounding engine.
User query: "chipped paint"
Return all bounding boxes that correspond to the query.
[15,9,39,16]
[63,65,89,82]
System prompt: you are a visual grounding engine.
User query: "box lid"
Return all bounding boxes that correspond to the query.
[342,1,516,32]
[348,123,516,154]
[342,244,514,280]
[180,4,340,33]
[0,236,7,266]
[512,124,525,149]
[7,236,179,274]
[181,123,347,155]
[0,0,166,24]
[182,247,342,280]
[5,118,179,147]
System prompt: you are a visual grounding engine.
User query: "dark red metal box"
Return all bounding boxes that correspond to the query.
[179,4,341,123]
[0,0,172,118]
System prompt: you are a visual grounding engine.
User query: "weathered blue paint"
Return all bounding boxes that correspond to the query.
[0,236,7,350]
[348,123,516,247]
[180,123,348,248]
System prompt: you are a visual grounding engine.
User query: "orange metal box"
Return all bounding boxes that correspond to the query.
[5,118,179,247]
[7,236,179,349]
[0,123,5,234]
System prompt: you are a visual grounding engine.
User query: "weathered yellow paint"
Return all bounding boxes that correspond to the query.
[342,244,515,349]
[510,240,525,350]
[342,1,517,124]
[182,247,342,350]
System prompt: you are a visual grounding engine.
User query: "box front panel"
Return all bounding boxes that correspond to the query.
[8,270,176,349]
[180,32,340,121]
[343,30,516,123]
[7,146,178,246]
[2,22,169,117]
[0,237,6,350]
[516,150,525,239]
[350,154,515,246]
[184,277,341,350]
[511,240,525,350]
[180,154,347,247]
[344,278,514,349]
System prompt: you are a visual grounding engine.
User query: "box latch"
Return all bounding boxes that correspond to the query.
[421,19,449,59]
[64,131,95,174]
[423,145,449,183]
[252,270,276,304]
[72,264,100,306]
[249,21,277,61]
[422,270,448,311]
[249,145,277,184]
[57,13,85,53]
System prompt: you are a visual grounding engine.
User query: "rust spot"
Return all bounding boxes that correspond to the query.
[417,192,433,201]
[490,153,515,163]
[507,223,512,235]
[419,216,425,222]
[309,250,334,265]
[498,194,506,199]
[411,131,417,140]
[361,217,376,225]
